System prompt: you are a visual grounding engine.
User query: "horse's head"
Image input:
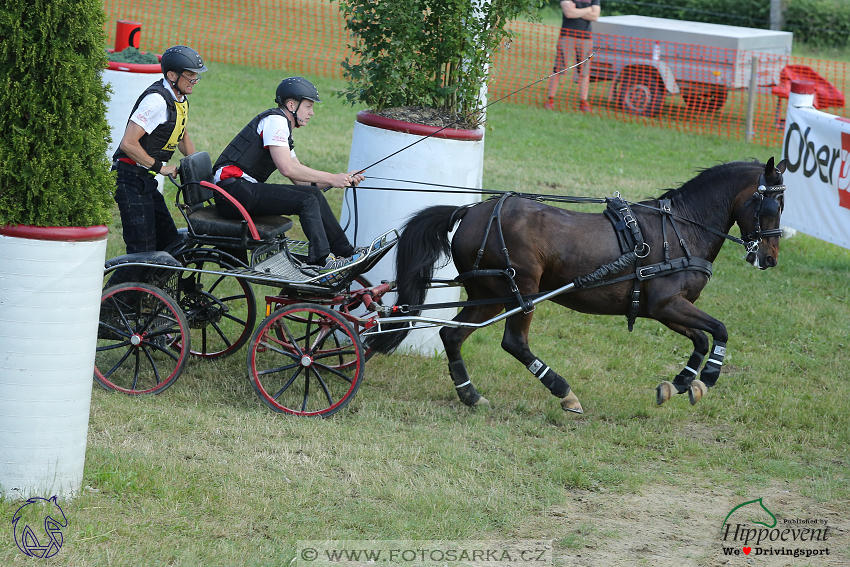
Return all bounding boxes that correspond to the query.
[734,157,788,269]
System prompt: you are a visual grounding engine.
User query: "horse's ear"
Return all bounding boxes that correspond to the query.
[776,158,788,174]
[765,156,775,174]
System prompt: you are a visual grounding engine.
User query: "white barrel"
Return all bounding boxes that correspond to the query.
[343,112,485,356]
[788,79,816,108]
[0,225,108,499]
[103,62,165,192]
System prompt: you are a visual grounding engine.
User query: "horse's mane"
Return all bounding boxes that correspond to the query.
[657,160,763,202]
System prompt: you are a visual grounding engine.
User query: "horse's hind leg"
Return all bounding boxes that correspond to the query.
[440,304,503,408]
[500,311,582,414]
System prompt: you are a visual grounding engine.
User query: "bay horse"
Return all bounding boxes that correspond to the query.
[367,158,788,413]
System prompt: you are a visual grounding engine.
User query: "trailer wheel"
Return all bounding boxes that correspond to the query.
[683,86,727,113]
[247,303,365,417]
[618,72,664,117]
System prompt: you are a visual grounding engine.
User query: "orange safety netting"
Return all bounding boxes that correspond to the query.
[102,0,849,148]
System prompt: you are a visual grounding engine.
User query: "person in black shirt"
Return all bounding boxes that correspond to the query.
[544,0,601,113]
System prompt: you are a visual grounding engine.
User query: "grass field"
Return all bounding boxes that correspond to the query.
[2,59,849,566]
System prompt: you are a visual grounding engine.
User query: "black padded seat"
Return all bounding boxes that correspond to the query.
[179,151,292,239]
[187,207,293,239]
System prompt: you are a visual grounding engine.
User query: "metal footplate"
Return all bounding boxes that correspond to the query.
[231,229,399,290]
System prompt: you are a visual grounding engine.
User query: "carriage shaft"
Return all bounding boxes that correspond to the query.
[363,282,577,335]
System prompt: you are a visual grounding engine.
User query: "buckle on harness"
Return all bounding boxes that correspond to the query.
[634,242,651,258]
[638,266,656,279]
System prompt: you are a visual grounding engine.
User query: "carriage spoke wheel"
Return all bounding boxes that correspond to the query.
[247,303,365,417]
[95,283,190,395]
[155,248,257,360]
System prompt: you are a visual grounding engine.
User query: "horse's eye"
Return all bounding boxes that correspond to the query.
[761,197,780,218]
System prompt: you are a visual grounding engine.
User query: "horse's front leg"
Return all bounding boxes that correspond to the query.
[655,321,710,405]
[650,297,728,406]
[501,310,582,414]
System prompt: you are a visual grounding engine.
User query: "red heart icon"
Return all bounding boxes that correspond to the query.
[743,547,752,555]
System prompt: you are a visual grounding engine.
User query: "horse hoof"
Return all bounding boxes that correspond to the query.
[474,396,490,408]
[688,380,708,405]
[656,381,675,406]
[560,391,583,414]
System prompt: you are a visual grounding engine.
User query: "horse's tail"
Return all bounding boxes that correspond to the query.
[366,204,468,354]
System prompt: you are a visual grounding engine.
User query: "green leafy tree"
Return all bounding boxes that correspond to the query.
[0,0,114,227]
[333,0,544,126]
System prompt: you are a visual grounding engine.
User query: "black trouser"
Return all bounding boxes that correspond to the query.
[213,178,353,264]
[106,164,179,287]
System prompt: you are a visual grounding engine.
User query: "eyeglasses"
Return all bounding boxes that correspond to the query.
[181,73,202,84]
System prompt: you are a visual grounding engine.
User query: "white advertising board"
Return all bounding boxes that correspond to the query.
[781,96,850,250]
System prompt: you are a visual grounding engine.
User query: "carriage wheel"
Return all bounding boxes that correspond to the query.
[95,283,190,395]
[155,248,257,360]
[247,303,365,417]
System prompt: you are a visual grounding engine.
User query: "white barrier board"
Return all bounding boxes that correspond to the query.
[781,96,850,250]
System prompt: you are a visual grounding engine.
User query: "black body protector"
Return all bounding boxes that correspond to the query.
[112,81,188,164]
[212,108,294,183]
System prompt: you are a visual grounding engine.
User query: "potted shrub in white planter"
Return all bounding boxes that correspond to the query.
[333,0,541,354]
[0,0,113,499]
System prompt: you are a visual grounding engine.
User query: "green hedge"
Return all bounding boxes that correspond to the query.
[0,0,114,227]
[784,0,850,48]
[547,0,850,49]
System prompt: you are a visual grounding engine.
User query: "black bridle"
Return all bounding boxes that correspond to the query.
[740,172,786,249]
[630,170,786,255]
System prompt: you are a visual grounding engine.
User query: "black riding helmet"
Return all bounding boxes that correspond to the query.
[275,77,321,128]
[161,46,208,76]
[275,77,322,105]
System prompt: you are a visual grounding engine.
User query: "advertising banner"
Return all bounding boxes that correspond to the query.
[781,101,850,250]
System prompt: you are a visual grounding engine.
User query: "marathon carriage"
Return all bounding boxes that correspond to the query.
[96,151,789,417]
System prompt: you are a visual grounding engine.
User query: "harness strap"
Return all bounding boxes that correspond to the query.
[605,196,646,331]
[471,193,534,314]
[636,257,712,280]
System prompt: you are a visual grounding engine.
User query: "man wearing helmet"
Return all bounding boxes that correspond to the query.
[212,77,365,272]
[108,45,207,285]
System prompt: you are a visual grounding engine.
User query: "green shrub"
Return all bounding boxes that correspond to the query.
[0,0,114,227]
[108,46,159,65]
[784,0,850,48]
[332,0,544,126]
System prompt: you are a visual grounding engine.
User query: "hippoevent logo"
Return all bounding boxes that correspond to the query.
[719,497,831,560]
[11,496,67,559]
[783,120,850,210]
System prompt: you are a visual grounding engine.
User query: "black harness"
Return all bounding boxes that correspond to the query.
[603,194,713,331]
[454,193,535,314]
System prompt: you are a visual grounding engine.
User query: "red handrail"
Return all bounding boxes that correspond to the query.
[199,180,261,241]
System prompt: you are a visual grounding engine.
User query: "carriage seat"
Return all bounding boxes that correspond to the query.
[179,151,293,240]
